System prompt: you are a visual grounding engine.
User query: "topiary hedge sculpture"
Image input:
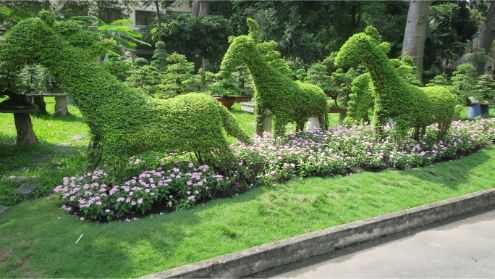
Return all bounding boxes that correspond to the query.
[347,73,373,124]
[221,18,328,137]
[336,32,456,140]
[2,16,251,177]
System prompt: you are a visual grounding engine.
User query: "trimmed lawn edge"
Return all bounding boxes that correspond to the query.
[142,188,495,278]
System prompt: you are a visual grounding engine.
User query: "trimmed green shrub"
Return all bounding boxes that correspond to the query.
[347,73,373,124]
[474,74,495,104]
[336,31,456,140]
[150,40,167,72]
[2,16,251,178]
[451,63,477,106]
[221,18,328,137]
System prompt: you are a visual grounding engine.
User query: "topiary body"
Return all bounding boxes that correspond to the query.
[336,33,456,140]
[3,17,250,176]
[221,21,327,137]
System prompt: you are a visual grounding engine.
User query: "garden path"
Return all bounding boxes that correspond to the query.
[265,209,495,278]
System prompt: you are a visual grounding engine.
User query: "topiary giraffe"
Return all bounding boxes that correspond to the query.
[221,18,328,138]
[336,32,456,140]
[2,16,251,177]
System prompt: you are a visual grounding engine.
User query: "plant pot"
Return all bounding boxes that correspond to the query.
[480,104,490,116]
[467,104,481,119]
[213,96,253,110]
[213,96,236,110]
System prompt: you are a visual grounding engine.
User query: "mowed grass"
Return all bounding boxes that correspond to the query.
[0,97,89,205]
[1,146,495,277]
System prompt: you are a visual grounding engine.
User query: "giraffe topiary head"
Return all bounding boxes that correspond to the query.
[220,35,256,73]
[335,33,377,69]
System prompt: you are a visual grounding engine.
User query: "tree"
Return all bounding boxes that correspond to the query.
[156,14,232,70]
[125,58,160,95]
[139,0,174,40]
[158,53,200,98]
[451,63,477,105]
[474,74,495,103]
[423,2,480,78]
[402,0,431,77]
[476,0,495,52]
[150,40,167,72]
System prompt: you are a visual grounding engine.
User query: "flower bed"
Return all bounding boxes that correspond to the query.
[233,119,495,184]
[55,119,495,221]
[54,162,232,221]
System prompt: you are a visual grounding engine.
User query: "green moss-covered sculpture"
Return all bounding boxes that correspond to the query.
[336,32,456,139]
[221,18,328,137]
[2,16,250,175]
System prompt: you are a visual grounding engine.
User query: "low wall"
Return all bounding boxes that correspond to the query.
[142,189,495,278]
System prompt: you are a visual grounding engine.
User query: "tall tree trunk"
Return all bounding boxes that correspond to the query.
[192,0,210,16]
[192,0,210,90]
[477,1,495,52]
[402,0,431,78]
[154,0,162,40]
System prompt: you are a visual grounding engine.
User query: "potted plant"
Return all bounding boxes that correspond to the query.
[208,72,252,109]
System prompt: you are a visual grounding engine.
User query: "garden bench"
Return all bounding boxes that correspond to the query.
[25,92,69,116]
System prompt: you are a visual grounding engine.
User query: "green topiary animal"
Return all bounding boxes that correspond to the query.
[347,73,374,124]
[2,16,251,177]
[336,32,456,140]
[221,18,328,137]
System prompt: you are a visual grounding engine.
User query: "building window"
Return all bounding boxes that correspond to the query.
[135,10,155,26]
[101,7,123,23]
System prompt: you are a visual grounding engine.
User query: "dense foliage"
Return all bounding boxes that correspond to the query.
[221,18,328,137]
[2,15,250,177]
[336,31,456,139]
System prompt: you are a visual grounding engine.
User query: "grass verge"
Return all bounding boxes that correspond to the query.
[1,146,494,277]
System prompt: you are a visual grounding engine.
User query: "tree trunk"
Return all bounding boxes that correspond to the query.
[401,0,431,78]
[192,0,210,17]
[192,0,210,89]
[33,96,48,115]
[154,0,162,40]
[477,1,495,52]
[55,95,69,116]
[14,113,38,145]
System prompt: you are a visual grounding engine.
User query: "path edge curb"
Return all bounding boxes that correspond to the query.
[141,188,495,278]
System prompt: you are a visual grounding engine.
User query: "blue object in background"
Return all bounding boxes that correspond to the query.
[480,104,490,116]
[467,104,481,119]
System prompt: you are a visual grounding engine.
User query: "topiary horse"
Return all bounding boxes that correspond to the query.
[3,16,251,177]
[221,19,328,138]
[336,32,456,140]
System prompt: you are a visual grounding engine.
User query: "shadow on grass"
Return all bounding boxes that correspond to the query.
[398,148,492,190]
[0,187,264,277]
[0,134,86,206]
[33,112,85,123]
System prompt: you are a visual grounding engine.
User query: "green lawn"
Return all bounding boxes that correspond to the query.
[1,146,495,277]
[0,97,89,206]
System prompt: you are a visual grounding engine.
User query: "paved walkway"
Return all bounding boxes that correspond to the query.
[267,210,495,278]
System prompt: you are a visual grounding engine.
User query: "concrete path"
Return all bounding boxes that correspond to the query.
[265,210,495,278]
